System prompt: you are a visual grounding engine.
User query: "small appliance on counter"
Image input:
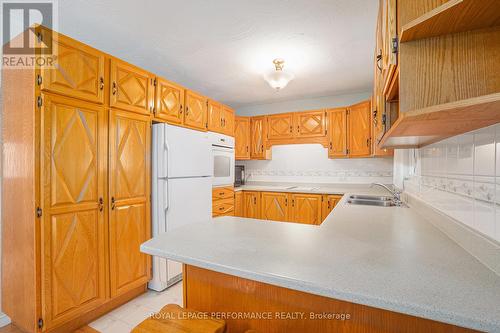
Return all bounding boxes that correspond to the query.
[234,165,245,187]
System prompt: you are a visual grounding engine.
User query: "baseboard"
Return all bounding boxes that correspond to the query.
[0,312,12,327]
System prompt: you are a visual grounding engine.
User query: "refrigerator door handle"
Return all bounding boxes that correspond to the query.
[165,179,169,213]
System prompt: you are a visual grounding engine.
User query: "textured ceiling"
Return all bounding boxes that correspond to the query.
[57,0,378,107]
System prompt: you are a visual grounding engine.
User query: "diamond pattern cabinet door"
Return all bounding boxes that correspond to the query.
[243,191,261,219]
[41,94,107,330]
[222,105,235,136]
[268,113,294,140]
[327,108,348,158]
[260,192,290,222]
[348,100,372,157]
[235,117,250,160]
[250,116,267,159]
[155,78,185,124]
[110,59,154,115]
[295,110,326,138]
[184,90,208,131]
[40,33,105,104]
[321,194,342,221]
[207,99,223,133]
[290,194,322,225]
[109,109,151,297]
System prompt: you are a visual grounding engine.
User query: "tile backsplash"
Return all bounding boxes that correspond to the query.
[402,123,500,242]
[238,144,393,184]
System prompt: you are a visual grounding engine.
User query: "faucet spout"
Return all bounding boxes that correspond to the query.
[370,183,402,204]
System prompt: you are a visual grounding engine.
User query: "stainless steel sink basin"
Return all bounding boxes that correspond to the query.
[349,195,393,201]
[347,199,396,207]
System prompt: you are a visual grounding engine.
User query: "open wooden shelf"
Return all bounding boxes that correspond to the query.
[400,0,500,42]
[379,93,500,149]
[384,67,399,102]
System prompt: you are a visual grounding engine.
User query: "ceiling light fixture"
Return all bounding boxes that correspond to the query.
[264,59,294,91]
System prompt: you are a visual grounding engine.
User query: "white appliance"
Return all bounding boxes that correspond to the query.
[209,132,235,187]
[149,124,212,291]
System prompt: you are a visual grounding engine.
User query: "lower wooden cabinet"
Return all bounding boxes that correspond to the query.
[322,194,342,221]
[261,192,290,222]
[243,191,261,219]
[109,109,152,297]
[234,191,244,217]
[212,187,235,217]
[290,193,322,225]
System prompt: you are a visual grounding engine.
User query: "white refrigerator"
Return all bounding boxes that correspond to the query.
[149,123,212,291]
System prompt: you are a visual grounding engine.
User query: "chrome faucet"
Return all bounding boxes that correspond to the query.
[370,183,403,205]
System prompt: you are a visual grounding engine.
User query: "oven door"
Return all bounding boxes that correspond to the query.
[212,146,235,186]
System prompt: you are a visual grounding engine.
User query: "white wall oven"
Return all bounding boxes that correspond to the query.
[209,132,235,186]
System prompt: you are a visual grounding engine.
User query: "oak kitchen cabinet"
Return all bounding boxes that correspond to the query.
[2,28,151,333]
[327,100,372,158]
[290,193,322,225]
[267,113,294,140]
[222,105,235,136]
[243,191,261,219]
[207,99,223,134]
[184,90,208,131]
[235,116,251,160]
[250,116,268,159]
[154,77,185,124]
[234,191,244,217]
[260,192,290,222]
[267,110,326,140]
[212,187,235,217]
[110,58,155,115]
[322,194,342,221]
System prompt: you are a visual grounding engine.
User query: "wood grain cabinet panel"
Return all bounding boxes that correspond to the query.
[154,78,185,124]
[234,191,244,217]
[295,110,326,138]
[110,59,154,115]
[207,100,223,133]
[327,108,348,158]
[348,101,372,157]
[108,109,151,297]
[267,113,294,140]
[243,191,261,219]
[250,116,267,159]
[40,33,105,104]
[184,90,208,131]
[290,194,322,225]
[322,194,342,221]
[260,192,290,222]
[41,94,107,330]
[235,117,250,160]
[222,105,235,136]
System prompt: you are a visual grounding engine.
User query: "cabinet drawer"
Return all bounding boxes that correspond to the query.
[212,198,234,216]
[212,187,234,200]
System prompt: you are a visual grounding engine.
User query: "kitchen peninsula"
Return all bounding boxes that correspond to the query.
[141,183,500,333]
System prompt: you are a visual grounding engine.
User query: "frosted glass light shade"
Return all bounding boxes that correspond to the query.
[264,70,294,91]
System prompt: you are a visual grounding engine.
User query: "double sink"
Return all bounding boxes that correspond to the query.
[347,194,403,207]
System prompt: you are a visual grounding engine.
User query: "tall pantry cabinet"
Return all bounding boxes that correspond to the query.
[2,28,151,333]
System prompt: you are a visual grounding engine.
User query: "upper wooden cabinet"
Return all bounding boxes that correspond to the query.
[327,108,348,158]
[41,94,107,330]
[40,32,105,104]
[110,59,155,115]
[261,192,289,222]
[184,90,208,131]
[268,113,294,140]
[296,110,326,138]
[154,77,185,124]
[235,117,251,160]
[290,193,322,225]
[348,101,372,157]
[327,101,372,158]
[221,105,235,136]
[207,100,223,133]
[250,116,268,159]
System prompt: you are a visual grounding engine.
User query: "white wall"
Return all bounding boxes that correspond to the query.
[396,123,500,243]
[240,144,393,184]
[236,91,371,116]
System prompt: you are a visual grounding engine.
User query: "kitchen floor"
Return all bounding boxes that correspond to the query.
[89,282,183,333]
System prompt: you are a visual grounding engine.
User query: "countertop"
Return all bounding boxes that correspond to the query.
[141,182,500,332]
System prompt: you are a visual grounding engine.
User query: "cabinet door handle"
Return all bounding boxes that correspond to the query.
[99,77,104,90]
[112,82,117,95]
[329,142,332,150]
[186,107,189,116]
[246,146,249,152]
[292,199,294,207]
[290,125,292,133]
[297,125,300,132]
[180,104,183,114]
[367,138,370,147]
[327,201,331,209]
[285,198,288,206]
[254,197,257,205]
[98,197,104,212]
[111,196,116,210]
